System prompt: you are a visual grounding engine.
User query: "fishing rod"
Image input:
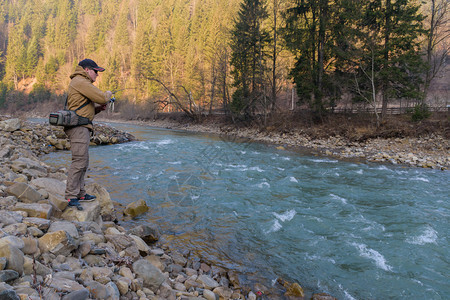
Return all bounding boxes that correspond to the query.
[111,87,140,94]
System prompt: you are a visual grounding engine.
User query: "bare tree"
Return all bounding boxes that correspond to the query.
[353,47,381,127]
[147,77,201,120]
[422,0,449,100]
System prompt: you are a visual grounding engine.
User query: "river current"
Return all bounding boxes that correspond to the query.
[42,122,449,299]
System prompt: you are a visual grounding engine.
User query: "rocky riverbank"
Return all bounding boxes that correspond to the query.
[0,117,325,300]
[140,118,449,170]
[1,116,136,152]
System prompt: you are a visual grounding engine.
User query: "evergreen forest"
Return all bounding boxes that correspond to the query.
[0,0,448,121]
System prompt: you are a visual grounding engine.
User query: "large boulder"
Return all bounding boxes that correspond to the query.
[312,293,338,300]
[23,256,51,276]
[12,203,53,219]
[22,217,51,231]
[47,277,85,293]
[213,286,233,299]
[104,235,138,259]
[86,183,114,217]
[83,281,111,299]
[0,145,13,160]
[196,274,220,290]
[2,223,27,236]
[0,290,20,300]
[115,277,131,295]
[0,196,17,208]
[61,289,90,300]
[0,211,23,226]
[127,224,160,243]
[0,119,21,132]
[285,282,305,298]
[0,236,25,250]
[20,236,39,255]
[0,244,24,274]
[203,289,217,300]
[30,177,66,197]
[123,199,149,218]
[132,259,165,292]
[61,201,102,223]
[6,183,42,203]
[48,193,68,212]
[0,270,19,283]
[46,136,69,150]
[105,282,120,300]
[11,158,47,177]
[48,221,79,239]
[128,235,150,253]
[38,230,78,256]
[80,232,105,245]
[91,266,113,284]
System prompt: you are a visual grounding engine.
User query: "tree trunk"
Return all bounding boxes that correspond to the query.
[209,60,216,115]
[271,0,278,112]
[423,0,437,102]
[381,0,392,119]
[318,0,327,94]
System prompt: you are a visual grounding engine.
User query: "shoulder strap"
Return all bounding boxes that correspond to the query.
[74,100,91,112]
[64,95,91,111]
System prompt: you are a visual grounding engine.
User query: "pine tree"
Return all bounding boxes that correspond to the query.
[0,1,9,79]
[54,0,77,50]
[266,0,294,114]
[132,28,155,82]
[114,5,130,47]
[79,0,101,15]
[353,0,426,117]
[283,0,346,116]
[100,53,120,92]
[230,0,270,115]
[5,22,27,87]
[26,37,39,76]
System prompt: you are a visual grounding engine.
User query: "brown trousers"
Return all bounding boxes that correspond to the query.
[64,126,90,199]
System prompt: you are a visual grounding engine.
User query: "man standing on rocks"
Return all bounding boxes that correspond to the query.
[65,59,112,210]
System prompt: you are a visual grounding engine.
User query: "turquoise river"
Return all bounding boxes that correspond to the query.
[42,122,449,299]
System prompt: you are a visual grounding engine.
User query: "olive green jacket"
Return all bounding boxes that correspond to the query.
[67,66,109,130]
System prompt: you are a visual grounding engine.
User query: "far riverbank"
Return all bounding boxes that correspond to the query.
[97,113,449,170]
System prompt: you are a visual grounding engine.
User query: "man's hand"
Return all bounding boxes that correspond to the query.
[95,104,107,114]
[106,90,113,100]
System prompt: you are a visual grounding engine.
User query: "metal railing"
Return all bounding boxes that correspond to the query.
[331,106,449,114]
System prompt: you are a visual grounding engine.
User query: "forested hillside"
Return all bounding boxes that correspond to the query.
[0,0,245,112]
[0,0,447,120]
